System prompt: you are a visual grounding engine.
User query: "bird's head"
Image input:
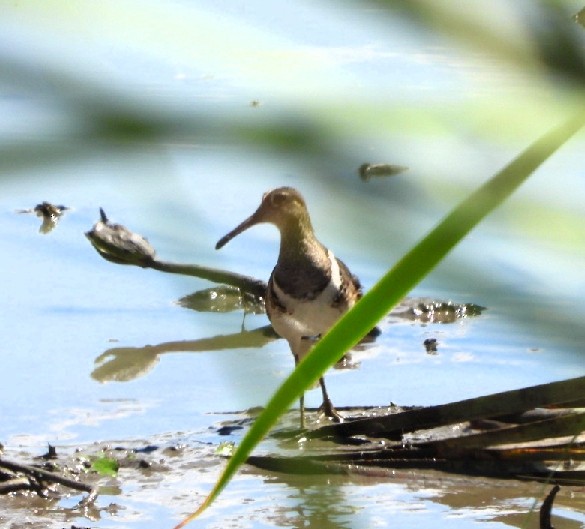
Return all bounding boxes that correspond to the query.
[215,187,311,249]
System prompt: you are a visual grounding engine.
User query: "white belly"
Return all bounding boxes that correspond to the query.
[270,292,346,341]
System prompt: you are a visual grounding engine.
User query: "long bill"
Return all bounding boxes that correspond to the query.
[215,212,261,250]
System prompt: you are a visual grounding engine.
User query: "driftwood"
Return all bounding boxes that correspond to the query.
[85,208,266,298]
[0,457,97,506]
[308,375,585,440]
[248,375,585,483]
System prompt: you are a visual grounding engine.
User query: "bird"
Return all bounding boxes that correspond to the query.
[216,186,366,428]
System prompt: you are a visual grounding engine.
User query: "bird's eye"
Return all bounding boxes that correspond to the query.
[270,192,288,207]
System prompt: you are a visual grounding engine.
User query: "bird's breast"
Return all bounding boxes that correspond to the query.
[266,250,353,342]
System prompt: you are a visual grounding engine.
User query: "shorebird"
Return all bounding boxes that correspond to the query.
[216,186,365,427]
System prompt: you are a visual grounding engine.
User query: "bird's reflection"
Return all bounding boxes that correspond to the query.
[17,201,69,234]
[92,325,278,383]
[256,472,354,529]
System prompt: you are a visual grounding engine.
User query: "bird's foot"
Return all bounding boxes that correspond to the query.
[319,399,344,423]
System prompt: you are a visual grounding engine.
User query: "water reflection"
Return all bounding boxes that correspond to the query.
[177,286,265,315]
[264,473,355,529]
[92,325,277,382]
[248,464,585,529]
[16,201,69,234]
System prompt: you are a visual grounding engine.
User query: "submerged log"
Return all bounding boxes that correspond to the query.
[247,376,585,483]
[308,375,585,439]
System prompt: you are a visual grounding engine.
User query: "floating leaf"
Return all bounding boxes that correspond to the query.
[91,457,119,477]
[215,442,236,457]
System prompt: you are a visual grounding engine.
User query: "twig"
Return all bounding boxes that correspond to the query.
[540,484,560,529]
[0,477,31,494]
[0,458,96,500]
[149,259,266,298]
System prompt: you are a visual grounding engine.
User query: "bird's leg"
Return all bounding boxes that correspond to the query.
[297,336,343,424]
[318,377,343,423]
[294,354,306,429]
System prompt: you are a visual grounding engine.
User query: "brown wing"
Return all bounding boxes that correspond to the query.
[335,257,381,339]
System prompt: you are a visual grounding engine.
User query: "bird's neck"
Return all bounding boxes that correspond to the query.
[274,220,332,294]
[278,218,326,263]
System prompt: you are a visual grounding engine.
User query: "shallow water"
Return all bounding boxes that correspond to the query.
[2,426,585,529]
[1,1,585,528]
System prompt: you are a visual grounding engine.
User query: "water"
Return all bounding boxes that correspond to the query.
[1,1,585,528]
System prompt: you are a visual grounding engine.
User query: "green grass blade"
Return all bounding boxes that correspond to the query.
[172,111,585,529]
